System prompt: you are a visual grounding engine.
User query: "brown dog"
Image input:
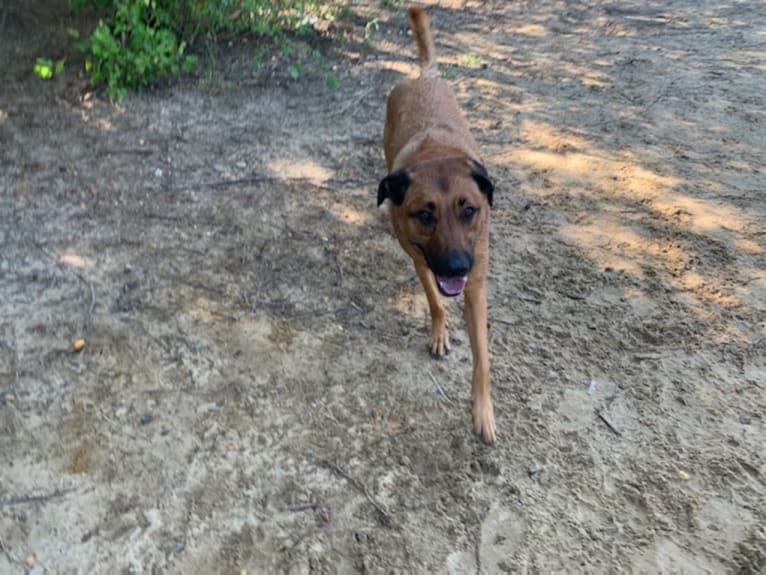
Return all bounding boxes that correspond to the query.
[378,7,496,443]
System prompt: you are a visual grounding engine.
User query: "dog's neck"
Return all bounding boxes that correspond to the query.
[393,133,480,172]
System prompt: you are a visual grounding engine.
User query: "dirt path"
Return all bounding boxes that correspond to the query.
[1,1,764,572]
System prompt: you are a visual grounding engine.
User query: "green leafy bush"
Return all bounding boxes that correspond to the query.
[69,0,337,98]
[85,1,198,98]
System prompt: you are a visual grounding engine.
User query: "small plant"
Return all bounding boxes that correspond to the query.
[364,18,379,45]
[460,54,483,67]
[42,1,345,97]
[33,57,66,79]
[324,70,339,89]
[287,61,302,80]
[440,66,458,80]
[251,46,267,71]
[79,1,198,98]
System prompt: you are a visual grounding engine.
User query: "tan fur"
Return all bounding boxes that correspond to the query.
[408,6,437,74]
[381,7,496,443]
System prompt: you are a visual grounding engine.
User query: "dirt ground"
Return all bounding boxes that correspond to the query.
[1,0,764,572]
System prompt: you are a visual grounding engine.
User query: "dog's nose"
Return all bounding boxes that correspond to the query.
[431,251,472,278]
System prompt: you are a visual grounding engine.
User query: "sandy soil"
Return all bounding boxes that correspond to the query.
[1,0,764,572]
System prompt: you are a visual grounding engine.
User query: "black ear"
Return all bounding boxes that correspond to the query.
[377,170,410,207]
[472,162,494,207]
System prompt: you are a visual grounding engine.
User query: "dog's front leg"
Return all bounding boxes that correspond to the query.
[464,281,496,443]
[415,263,450,356]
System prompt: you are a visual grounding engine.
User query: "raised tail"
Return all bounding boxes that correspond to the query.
[408,7,437,77]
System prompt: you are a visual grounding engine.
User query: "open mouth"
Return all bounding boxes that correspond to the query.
[436,275,467,297]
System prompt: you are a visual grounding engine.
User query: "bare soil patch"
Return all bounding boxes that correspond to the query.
[1,1,764,572]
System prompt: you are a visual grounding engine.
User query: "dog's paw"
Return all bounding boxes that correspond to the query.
[472,398,496,444]
[429,323,450,357]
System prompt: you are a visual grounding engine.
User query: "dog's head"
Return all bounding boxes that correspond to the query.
[378,156,494,297]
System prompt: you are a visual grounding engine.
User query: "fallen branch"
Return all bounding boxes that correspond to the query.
[321,461,391,525]
[76,274,96,343]
[595,410,622,436]
[288,502,331,529]
[518,295,543,305]
[0,487,73,507]
[429,372,454,405]
[98,148,155,156]
[558,290,586,301]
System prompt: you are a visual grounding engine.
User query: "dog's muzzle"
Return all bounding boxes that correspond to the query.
[430,251,472,297]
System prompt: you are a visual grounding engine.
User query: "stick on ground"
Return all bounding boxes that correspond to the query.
[76,274,96,343]
[321,461,391,525]
[429,372,454,404]
[596,410,622,436]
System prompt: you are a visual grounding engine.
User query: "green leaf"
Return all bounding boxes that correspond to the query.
[182,54,199,72]
[34,58,54,79]
[69,0,88,13]
[324,71,339,90]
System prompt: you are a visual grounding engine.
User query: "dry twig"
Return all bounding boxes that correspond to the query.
[287,502,331,529]
[429,372,454,405]
[321,461,391,525]
[0,488,73,507]
[596,410,622,436]
[76,274,96,344]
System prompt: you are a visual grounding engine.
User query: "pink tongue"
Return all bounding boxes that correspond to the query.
[437,276,468,296]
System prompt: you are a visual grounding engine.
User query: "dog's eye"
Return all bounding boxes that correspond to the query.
[415,210,436,226]
[462,206,477,221]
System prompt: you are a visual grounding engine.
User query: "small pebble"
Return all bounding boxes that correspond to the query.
[236,161,247,169]
[25,554,36,567]
[154,168,163,178]
[677,470,690,481]
[528,462,542,478]
[73,339,86,352]
[739,414,752,425]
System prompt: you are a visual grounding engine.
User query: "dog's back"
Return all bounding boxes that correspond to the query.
[383,8,479,171]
